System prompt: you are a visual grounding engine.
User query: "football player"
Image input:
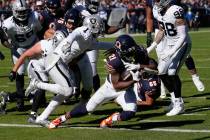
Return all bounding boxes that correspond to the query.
[147,0,192,116]
[48,34,155,129]
[73,0,126,94]
[135,59,161,107]
[39,0,64,39]
[2,0,42,111]
[146,0,204,99]
[9,29,68,123]
[25,15,113,126]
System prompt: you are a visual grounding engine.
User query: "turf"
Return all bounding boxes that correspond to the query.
[0,29,210,140]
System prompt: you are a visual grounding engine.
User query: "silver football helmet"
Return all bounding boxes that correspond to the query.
[157,0,172,11]
[83,15,104,35]
[52,30,68,47]
[86,0,100,13]
[12,0,30,21]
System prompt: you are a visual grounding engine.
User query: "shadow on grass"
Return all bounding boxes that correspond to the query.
[62,119,204,130]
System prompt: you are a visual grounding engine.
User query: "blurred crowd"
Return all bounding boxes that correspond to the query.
[0,0,210,33]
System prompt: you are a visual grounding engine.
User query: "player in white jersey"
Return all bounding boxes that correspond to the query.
[146,0,204,100]
[2,0,42,111]
[10,30,68,125]
[25,15,113,126]
[74,0,126,95]
[147,0,191,116]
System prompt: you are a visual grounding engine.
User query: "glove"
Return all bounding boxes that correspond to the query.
[146,32,153,47]
[9,71,16,82]
[125,63,140,71]
[130,70,140,81]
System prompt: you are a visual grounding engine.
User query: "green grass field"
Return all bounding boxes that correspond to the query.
[0,29,210,140]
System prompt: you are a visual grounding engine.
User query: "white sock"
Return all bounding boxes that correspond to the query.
[38,95,66,120]
[112,113,119,122]
[170,92,175,103]
[60,115,67,122]
[192,74,199,79]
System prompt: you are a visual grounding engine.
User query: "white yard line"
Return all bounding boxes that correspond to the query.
[0,123,210,133]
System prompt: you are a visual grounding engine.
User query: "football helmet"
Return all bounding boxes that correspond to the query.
[12,0,30,21]
[86,0,100,14]
[83,15,104,35]
[64,8,80,28]
[114,34,137,63]
[157,0,172,12]
[46,0,61,9]
[52,29,68,47]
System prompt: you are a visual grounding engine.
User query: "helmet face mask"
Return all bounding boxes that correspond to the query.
[157,0,172,14]
[87,0,99,13]
[64,9,80,30]
[12,0,30,22]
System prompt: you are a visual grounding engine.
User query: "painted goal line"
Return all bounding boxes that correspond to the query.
[0,123,210,133]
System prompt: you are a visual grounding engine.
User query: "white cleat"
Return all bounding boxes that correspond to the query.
[25,79,39,97]
[192,76,205,92]
[164,102,174,113]
[166,98,184,116]
[35,118,50,127]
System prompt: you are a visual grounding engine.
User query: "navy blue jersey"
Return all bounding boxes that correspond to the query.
[107,52,125,74]
[137,75,160,101]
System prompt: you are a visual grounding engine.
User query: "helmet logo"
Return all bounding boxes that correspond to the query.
[90,18,96,24]
[115,41,121,50]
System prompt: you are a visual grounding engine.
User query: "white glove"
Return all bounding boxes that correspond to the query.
[130,70,140,81]
[125,63,140,71]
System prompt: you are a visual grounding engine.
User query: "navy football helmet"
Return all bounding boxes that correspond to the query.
[64,8,80,28]
[114,34,137,63]
[46,0,61,9]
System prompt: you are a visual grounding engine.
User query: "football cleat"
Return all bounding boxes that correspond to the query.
[0,91,8,114]
[192,76,205,92]
[100,112,119,128]
[25,79,39,97]
[164,102,174,113]
[35,118,50,127]
[28,112,38,123]
[48,117,62,129]
[166,98,184,116]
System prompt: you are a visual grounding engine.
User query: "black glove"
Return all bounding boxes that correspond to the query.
[146,32,153,48]
[0,51,5,60]
[9,71,16,82]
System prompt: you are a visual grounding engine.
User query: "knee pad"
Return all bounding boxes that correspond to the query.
[120,111,135,121]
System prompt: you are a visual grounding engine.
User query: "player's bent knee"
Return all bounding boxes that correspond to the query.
[62,86,73,97]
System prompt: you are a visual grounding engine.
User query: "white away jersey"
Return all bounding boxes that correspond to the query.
[156,5,190,45]
[45,26,97,70]
[3,11,42,48]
